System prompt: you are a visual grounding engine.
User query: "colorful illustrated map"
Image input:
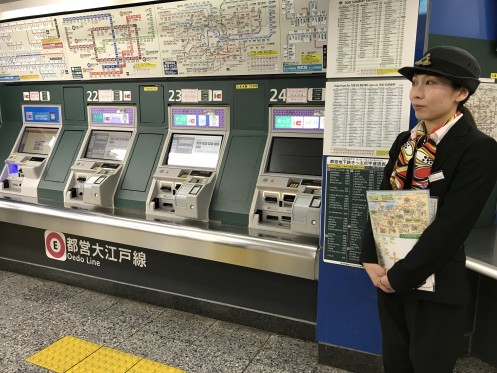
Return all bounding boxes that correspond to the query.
[60,5,162,79]
[155,0,280,76]
[467,82,497,141]
[366,190,435,291]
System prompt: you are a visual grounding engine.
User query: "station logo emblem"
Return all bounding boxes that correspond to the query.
[44,231,66,261]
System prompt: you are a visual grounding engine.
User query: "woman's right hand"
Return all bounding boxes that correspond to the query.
[363,263,395,293]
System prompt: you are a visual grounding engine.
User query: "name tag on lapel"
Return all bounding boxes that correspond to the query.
[429,171,445,183]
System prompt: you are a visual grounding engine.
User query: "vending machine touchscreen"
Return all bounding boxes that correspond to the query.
[0,105,62,201]
[146,106,229,222]
[64,106,136,210]
[249,107,324,237]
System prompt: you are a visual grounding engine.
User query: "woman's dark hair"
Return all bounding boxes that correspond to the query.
[451,81,477,127]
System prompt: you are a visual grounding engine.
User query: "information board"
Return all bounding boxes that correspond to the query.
[155,0,280,76]
[0,0,333,80]
[327,0,419,78]
[323,156,387,266]
[0,17,68,81]
[323,80,411,157]
[60,5,162,79]
[467,82,497,140]
[280,0,329,73]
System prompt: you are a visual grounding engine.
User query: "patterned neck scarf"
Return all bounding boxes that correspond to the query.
[390,113,459,190]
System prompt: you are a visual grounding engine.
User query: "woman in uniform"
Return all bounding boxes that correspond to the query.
[360,46,497,372]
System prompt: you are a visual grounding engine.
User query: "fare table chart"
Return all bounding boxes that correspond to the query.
[327,0,419,78]
[323,156,387,266]
[323,80,411,157]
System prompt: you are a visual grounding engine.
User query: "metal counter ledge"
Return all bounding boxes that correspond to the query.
[465,225,497,280]
[0,198,319,280]
[0,198,495,281]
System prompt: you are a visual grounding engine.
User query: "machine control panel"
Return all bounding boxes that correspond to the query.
[0,105,62,201]
[146,106,229,222]
[64,106,136,210]
[249,106,324,237]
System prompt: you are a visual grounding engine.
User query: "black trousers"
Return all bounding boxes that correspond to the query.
[377,290,467,373]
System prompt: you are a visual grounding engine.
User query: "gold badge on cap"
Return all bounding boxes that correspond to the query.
[415,53,431,66]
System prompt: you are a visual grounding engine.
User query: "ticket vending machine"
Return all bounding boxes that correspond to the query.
[64,105,136,210]
[249,106,324,237]
[0,105,62,201]
[146,106,229,222]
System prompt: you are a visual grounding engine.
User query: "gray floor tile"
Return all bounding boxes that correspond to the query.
[170,342,252,373]
[250,348,319,373]
[115,329,182,358]
[194,320,271,360]
[0,336,53,371]
[63,298,167,348]
[315,365,352,373]
[0,269,17,282]
[1,360,51,373]
[456,357,497,372]
[56,288,120,315]
[141,307,217,344]
[120,331,193,368]
[243,363,292,373]
[0,274,46,297]
[101,298,165,320]
[244,362,351,373]
[70,317,143,348]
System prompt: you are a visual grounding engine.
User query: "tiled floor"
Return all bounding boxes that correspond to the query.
[0,269,495,373]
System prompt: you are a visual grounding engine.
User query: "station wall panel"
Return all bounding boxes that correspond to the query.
[139,85,166,125]
[38,128,87,204]
[63,87,86,123]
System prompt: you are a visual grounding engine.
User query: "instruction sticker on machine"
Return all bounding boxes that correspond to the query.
[89,106,136,127]
[170,107,227,129]
[22,105,62,125]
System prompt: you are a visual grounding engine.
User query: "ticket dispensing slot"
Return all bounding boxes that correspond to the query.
[0,105,62,201]
[146,106,229,222]
[249,106,324,237]
[64,105,136,210]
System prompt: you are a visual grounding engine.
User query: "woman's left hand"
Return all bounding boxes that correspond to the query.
[379,274,395,293]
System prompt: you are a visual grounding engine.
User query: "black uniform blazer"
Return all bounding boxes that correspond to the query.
[360,115,497,304]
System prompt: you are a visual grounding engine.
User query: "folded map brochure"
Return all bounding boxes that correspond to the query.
[366,190,437,292]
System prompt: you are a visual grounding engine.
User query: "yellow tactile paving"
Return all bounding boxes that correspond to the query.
[26,336,101,372]
[67,346,141,373]
[26,336,185,373]
[128,359,186,373]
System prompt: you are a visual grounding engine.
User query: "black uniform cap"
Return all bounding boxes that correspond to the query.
[398,46,481,94]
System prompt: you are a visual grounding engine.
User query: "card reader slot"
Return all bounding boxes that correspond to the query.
[161,201,175,213]
[266,215,279,221]
[264,196,278,203]
[281,216,292,222]
[283,194,296,203]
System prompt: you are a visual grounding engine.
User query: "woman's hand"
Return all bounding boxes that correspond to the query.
[363,263,395,293]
